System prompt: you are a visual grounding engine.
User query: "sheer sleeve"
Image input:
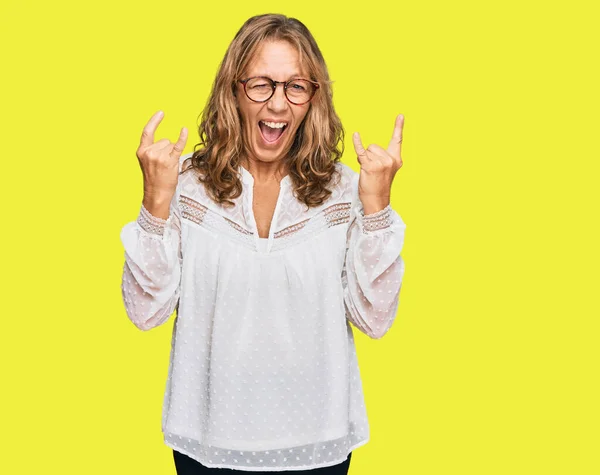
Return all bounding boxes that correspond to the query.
[342,198,407,340]
[119,170,185,331]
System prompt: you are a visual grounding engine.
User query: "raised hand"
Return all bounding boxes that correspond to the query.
[352,114,404,215]
[136,111,188,217]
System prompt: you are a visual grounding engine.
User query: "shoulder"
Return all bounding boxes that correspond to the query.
[179,151,195,173]
[174,152,232,214]
[332,161,359,193]
[334,160,359,179]
[175,152,202,200]
[310,161,358,207]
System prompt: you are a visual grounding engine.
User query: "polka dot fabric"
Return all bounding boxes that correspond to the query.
[120,153,406,471]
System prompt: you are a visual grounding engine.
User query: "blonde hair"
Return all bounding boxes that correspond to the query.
[184,14,345,208]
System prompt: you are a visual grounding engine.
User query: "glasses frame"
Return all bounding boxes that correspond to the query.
[238,76,320,105]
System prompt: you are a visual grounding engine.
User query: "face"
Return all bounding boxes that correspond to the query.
[236,40,311,165]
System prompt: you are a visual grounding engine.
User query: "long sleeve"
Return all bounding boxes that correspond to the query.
[342,200,407,340]
[119,190,183,331]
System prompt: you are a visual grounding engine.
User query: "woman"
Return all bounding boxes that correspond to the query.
[120,13,406,474]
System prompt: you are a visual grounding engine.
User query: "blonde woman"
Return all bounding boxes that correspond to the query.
[120,13,406,475]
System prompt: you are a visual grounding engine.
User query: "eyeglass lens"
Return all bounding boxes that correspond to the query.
[245,78,316,104]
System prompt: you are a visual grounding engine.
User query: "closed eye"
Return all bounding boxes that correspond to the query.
[250,83,270,89]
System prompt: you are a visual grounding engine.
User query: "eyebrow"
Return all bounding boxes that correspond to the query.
[249,73,305,79]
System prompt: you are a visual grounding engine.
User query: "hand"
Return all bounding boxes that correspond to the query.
[352,114,404,214]
[137,110,188,204]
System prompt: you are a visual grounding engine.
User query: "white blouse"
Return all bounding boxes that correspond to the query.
[120,152,407,471]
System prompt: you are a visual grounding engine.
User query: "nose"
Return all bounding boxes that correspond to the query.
[267,83,288,113]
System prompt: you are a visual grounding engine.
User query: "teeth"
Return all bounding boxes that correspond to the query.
[261,120,287,129]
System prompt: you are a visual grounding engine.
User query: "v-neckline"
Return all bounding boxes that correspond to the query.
[239,165,290,253]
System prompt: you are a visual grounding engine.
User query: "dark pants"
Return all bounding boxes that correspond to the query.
[173,450,352,474]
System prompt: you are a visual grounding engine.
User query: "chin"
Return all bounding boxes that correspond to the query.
[251,137,291,163]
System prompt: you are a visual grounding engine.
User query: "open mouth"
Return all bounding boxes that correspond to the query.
[258,120,288,144]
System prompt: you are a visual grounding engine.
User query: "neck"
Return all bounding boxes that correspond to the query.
[240,156,288,185]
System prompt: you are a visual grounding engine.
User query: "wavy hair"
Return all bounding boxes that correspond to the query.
[184,13,344,208]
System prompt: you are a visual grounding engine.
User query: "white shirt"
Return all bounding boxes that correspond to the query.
[120,152,407,471]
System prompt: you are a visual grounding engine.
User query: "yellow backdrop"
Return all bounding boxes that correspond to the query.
[1,0,598,474]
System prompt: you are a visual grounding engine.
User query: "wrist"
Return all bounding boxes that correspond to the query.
[360,196,390,215]
[143,185,174,203]
[142,193,172,221]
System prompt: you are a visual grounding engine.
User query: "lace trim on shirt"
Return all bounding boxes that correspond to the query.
[179,194,256,249]
[274,202,350,241]
[178,194,354,250]
[360,204,392,232]
[137,203,168,235]
[274,218,310,239]
[224,217,253,235]
[324,202,352,227]
[269,202,352,251]
[180,195,208,225]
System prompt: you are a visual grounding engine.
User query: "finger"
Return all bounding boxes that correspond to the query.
[148,138,171,153]
[156,139,173,152]
[352,132,367,158]
[387,114,404,158]
[140,110,164,149]
[366,143,388,157]
[170,127,188,159]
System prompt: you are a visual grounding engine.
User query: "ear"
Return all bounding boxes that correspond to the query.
[232,91,239,109]
[232,84,240,108]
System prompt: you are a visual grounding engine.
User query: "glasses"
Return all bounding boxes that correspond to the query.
[238,76,320,105]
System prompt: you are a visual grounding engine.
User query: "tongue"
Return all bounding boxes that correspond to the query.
[259,122,284,142]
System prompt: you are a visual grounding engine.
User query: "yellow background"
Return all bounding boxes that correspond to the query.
[1,0,598,473]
